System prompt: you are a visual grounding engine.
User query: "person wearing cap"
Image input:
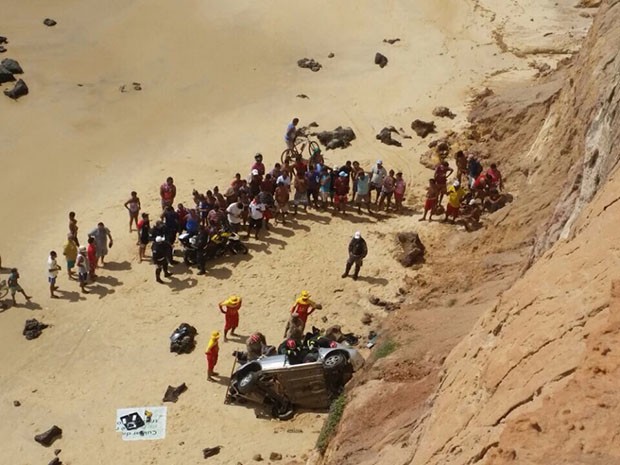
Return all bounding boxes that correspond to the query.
[370,160,387,204]
[444,179,466,223]
[75,246,89,294]
[249,168,262,198]
[284,117,299,149]
[247,196,266,239]
[62,233,78,280]
[290,291,321,332]
[219,295,242,341]
[137,212,151,262]
[152,236,173,284]
[252,153,265,176]
[205,331,220,381]
[334,171,350,214]
[343,231,368,280]
[47,251,62,299]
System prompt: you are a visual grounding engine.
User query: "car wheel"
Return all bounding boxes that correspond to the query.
[237,370,261,394]
[323,352,347,370]
[272,401,295,421]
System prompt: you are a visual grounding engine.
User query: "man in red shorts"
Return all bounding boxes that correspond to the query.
[444,180,466,223]
[333,172,349,214]
[420,178,439,221]
[434,161,453,205]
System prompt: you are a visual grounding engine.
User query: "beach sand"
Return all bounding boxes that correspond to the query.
[0,1,585,463]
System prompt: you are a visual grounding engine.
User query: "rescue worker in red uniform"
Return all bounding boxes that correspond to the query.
[219,295,242,341]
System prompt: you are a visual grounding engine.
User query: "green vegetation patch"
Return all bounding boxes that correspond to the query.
[375,338,398,359]
[316,394,347,454]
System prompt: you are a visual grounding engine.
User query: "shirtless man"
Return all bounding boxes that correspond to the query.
[434,161,454,205]
[69,211,79,246]
[124,191,141,232]
[160,177,176,209]
[420,178,439,221]
[293,173,309,214]
[274,182,290,224]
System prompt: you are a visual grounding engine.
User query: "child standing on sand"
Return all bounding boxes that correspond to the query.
[8,268,31,305]
[124,191,141,232]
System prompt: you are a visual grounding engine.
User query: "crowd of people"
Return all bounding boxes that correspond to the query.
[421,150,507,230]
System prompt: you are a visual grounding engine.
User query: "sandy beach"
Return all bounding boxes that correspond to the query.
[0,1,588,463]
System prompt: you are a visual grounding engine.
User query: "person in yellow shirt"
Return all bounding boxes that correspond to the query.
[62,233,78,280]
[289,290,322,333]
[444,180,466,223]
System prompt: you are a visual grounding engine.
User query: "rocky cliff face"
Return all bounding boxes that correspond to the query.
[318,1,620,464]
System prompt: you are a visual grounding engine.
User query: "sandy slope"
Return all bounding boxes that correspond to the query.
[0,0,566,464]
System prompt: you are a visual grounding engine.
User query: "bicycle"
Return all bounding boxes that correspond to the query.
[281,135,323,165]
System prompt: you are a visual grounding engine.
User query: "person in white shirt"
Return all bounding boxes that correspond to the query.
[247,198,265,240]
[370,160,388,204]
[226,202,244,233]
[276,172,292,191]
[47,250,62,298]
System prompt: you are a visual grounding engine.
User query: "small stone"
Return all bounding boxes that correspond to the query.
[374,52,388,68]
[253,453,263,461]
[328,52,335,58]
[297,58,322,72]
[178,441,184,446]
[0,36,7,44]
[383,38,401,44]
[286,428,303,433]
[4,78,29,99]
[321,316,328,323]
[43,18,57,27]
[54,449,61,456]
[432,106,456,119]
[34,425,62,447]
[13,400,21,407]
[410,120,437,138]
[202,446,222,458]
[269,452,283,461]
[361,313,373,325]
[48,458,61,465]
[296,94,309,99]
[0,46,6,53]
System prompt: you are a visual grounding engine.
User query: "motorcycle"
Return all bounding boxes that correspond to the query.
[178,232,200,265]
[211,230,249,256]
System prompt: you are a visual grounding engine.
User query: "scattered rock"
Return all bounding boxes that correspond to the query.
[376,126,402,147]
[396,232,426,267]
[361,313,373,325]
[23,319,49,340]
[202,446,222,459]
[410,120,437,138]
[315,126,356,150]
[575,0,602,7]
[383,38,401,44]
[432,106,456,119]
[2,58,23,74]
[374,52,388,68]
[170,323,197,354]
[296,94,309,99]
[0,36,7,45]
[269,452,283,461]
[34,425,62,447]
[54,449,61,456]
[13,400,21,407]
[297,58,322,72]
[325,325,344,342]
[307,121,319,128]
[163,383,188,403]
[287,428,303,433]
[368,296,400,312]
[328,52,335,58]
[0,65,15,84]
[321,315,328,323]
[4,78,28,99]
[133,82,142,91]
[253,453,263,461]
[48,458,62,465]
[0,46,6,53]
[43,18,57,27]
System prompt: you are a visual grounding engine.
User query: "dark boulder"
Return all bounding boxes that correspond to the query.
[396,232,426,267]
[374,52,388,68]
[0,36,7,45]
[4,78,28,99]
[432,106,456,119]
[34,425,62,447]
[0,65,15,84]
[170,323,197,354]
[297,57,322,72]
[410,119,437,138]
[43,18,57,27]
[163,383,188,403]
[203,446,222,459]
[2,58,23,74]
[23,319,48,340]
[48,458,62,465]
[376,126,402,147]
[0,46,6,53]
[316,126,356,150]
[383,38,401,44]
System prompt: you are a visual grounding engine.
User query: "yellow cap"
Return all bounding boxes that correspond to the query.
[300,290,310,301]
[225,295,241,306]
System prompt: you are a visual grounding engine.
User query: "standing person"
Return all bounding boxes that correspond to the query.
[160,176,177,209]
[152,236,173,284]
[69,211,80,246]
[89,222,113,266]
[305,167,320,209]
[444,180,466,223]
[293,173,309,214]
[219,295,242,342]
[394,172,407,213]
[319,167,331,210]
[486,163,504,191]
[176,203,188,232]
[226,201,244,233]
[276,170,292,192]
[370,160,387,204]
[420,178,439,221]
[350,161,363,203]
[87,236,97,282]
[62,233,78,280]
[434,161,453,205]
[76,246,89,294]
[247,197,265,240]
[124,191,141,232]
[251,153,266,176]
[355,171,372,214]
[290,291,321,333]
[467,154,483,188]
[47,251,61,298]
[378,169,396,211]
[274,182,290,224]
[334,172,349,214]
[162,206,179,245]
[342,231,368,280]
[455,150,468,183]
[205,331,220,381]
[284,117,299,149]
[137,213,150,262]
[8,268,31,305]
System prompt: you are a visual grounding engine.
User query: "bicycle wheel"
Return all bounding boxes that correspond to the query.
[281,148,294,164]
[308,141,320,158]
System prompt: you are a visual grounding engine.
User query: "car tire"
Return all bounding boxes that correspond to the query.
[272,401,295,421]
[237,370,261,394]
[323,352,347,371]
